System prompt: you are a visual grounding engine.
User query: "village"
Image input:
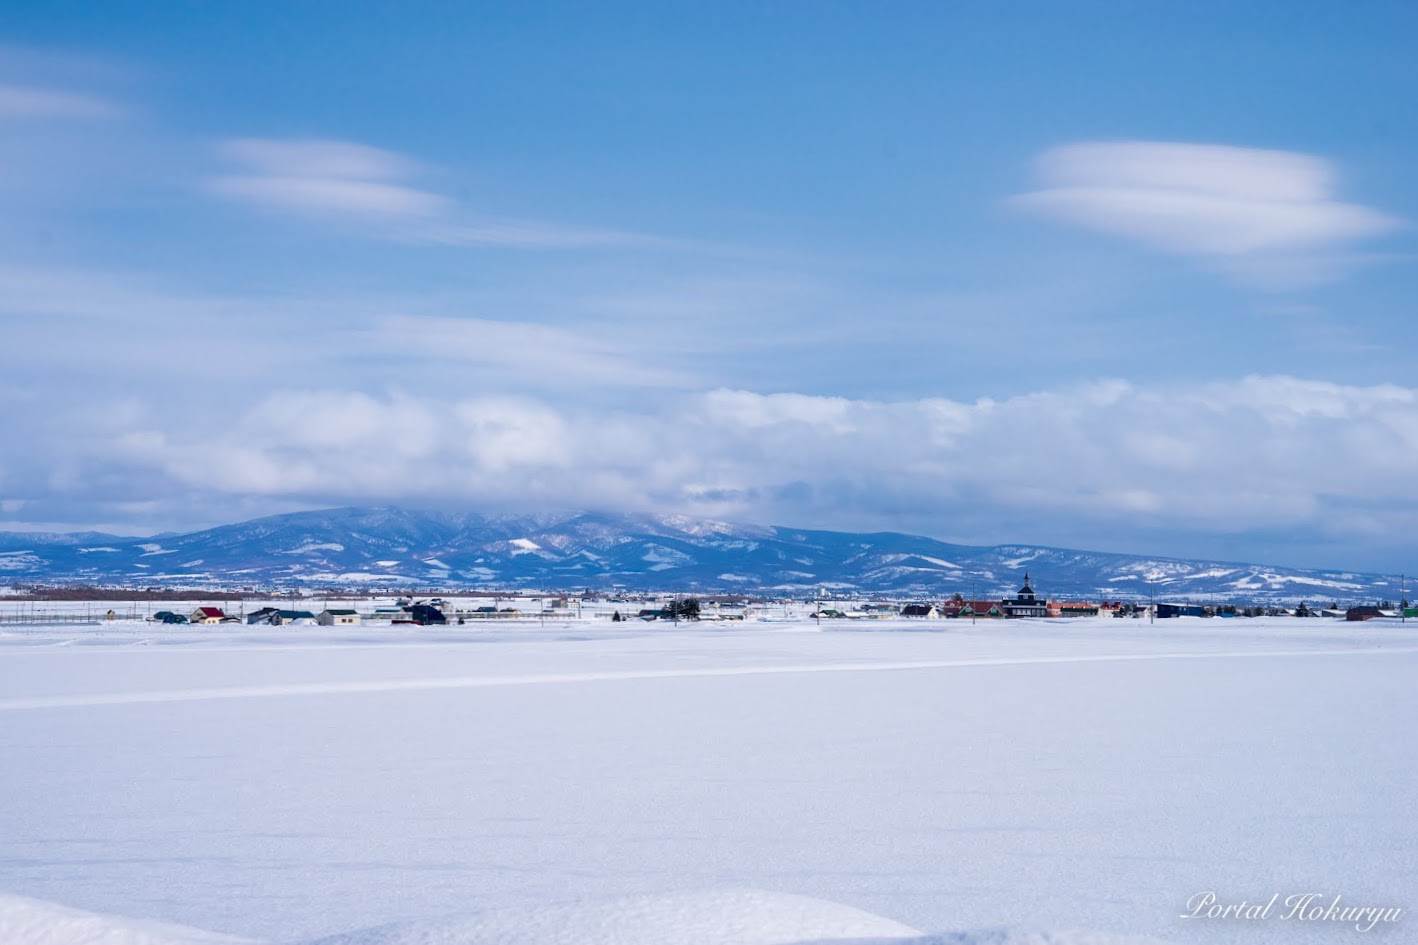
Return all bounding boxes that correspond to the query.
[6,571,1410,627]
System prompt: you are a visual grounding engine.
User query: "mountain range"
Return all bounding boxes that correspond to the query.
[0,506,1402,603]
[0,505,1395,598]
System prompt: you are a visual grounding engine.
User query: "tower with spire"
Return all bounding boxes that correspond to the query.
[1004,571,1048,618]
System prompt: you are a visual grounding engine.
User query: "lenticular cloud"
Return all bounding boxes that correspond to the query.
[1012,141,1400,286]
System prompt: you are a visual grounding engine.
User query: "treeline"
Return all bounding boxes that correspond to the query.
[0,585,264,602]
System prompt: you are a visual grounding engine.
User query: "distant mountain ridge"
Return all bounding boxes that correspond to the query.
[0,506,1401,603]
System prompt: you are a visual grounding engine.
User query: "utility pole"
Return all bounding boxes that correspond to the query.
[1149,579,1155,625]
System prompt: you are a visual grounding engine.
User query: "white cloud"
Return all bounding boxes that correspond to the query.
[1012,141,1402,288]
[221,137,416,181]
[212,174,446,219]
[0,82,123,120]
[211,137,446,219]
[210,136,650,248]
[362,314,691,388]
[78,375,1417,558]
[700,390,856,433]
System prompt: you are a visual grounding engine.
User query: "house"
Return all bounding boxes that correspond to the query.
[190,606,226,625]
[317,609,361,626]
[1054,602,1100,618]
[273,610,318,626]
[1002,573,1049,618]
[900,603,939,618]
[1346,606,1385,622]
[246,606,280,625]
[1157,603,1207,618]
[956,601,1006,619]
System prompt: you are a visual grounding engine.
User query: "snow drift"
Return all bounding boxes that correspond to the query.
[0,889,1177,945]
[0,892,255,945]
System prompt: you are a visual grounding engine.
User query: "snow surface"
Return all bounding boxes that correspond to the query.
[305,888,921,945]
[640,544,693,570]
[0,552,41,570]
[911,555,962,569]
[1,617,1413,945]
[0,888,1175,945]
[282,543,346,555]
[0,892,254,945]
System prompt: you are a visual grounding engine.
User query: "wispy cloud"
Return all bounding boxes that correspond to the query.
[0,264,701,405]
[360,314,692,388]
[1012,141,1403,288]
[210,136,649,248]
[415,220,646,250]
[211,138,446,219]
[0,82,124,120]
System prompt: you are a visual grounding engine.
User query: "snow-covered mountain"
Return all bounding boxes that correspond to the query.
[0,506,1402,603]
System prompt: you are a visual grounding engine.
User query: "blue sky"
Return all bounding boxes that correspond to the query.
[1,2,1415,571]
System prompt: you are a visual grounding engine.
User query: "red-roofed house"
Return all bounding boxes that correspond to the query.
[957,601,1006,619]
[190,606,226,625]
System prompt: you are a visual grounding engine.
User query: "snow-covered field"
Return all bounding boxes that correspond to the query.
[1,616,1413,944]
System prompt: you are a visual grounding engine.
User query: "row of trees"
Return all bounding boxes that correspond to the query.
[611,598,703,622]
